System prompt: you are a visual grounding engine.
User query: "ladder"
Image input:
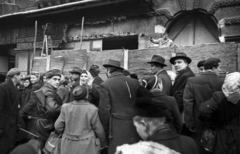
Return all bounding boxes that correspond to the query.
[41,23,53,57]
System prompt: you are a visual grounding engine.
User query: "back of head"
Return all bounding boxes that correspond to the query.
[89,64,100,77]
[197,60,205,68]
[73,85,88,100]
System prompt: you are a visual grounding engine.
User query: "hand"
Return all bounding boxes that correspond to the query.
[189,127,196,132]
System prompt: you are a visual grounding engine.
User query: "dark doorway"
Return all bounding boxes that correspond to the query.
[102,35,138,50]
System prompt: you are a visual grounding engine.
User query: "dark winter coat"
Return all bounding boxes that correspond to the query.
[99,72,141,154]
[32,82,62,142]
[69,79,80,102]
[148,124,198,154]
[156,69,172,95]
[151,91,182,134]
[93,76,104,86]
[88,84,100,107]
[20,86,32,108]
[199,91,240,154]
[170,67,195,113]
[183,72,223,153]
[0,78,20,154]
[57,85,70,103]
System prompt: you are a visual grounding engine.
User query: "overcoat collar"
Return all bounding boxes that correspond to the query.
[200,71,217,76]
[109,72,124,78]
[175,66,192,81]
[148,124,179,141]
[72,100,90,105]
[43,82,57,92]
[155,69,166,76]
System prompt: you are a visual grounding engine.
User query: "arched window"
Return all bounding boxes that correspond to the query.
[166,10,219,46]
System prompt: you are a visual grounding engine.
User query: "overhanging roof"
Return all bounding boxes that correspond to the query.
[0,0,131,19]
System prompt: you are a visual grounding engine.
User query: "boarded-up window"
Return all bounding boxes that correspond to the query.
[167,11,219,46]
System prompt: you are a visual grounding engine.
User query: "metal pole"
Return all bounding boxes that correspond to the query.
[31,21,37,74]
[80,16,84,50]
[20,128,39,138]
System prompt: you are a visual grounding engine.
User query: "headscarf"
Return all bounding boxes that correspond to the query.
[222,72,240,104]
[80,70,94,87]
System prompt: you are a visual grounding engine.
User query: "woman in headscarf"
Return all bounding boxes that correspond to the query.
[80,70,100,107]
[199,72,240,154]
[54,85,106,154]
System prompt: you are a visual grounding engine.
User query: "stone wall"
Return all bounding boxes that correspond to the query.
[32,43,238,80]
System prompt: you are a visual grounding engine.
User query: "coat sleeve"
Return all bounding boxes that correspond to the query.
[98,83,111,135]
[0,86,5,129]
[54,104,66,133]
[45,92,62,120]
[91,109,107,147]
[183,79,195,128]
[198,96,218,122]
[174,76,189,113]
[171,98,183,134]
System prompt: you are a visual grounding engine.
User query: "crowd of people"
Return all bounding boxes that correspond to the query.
[0,52,240,154]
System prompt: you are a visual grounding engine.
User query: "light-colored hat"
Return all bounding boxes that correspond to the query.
[7,68,21,77]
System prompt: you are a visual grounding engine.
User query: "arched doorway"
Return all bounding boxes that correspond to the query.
[166,10,219,46]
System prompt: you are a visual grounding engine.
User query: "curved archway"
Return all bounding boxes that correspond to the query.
[165,9,219,46]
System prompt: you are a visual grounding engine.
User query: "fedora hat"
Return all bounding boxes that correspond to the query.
[69,67,82,74]
[147,55,167,67]
[170,52,192,64]
[103,59,123,69]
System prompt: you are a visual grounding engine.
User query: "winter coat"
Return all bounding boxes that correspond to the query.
[170,67,195,113]
[69,79,80,102]
[32,82,62,142]
[199,91,240,154]
[99,72,142,154]
[148,124,198,154]
[0,78,20,154]
[183,72,223,153]
[156,69,172,95]
[20,86,32,108]
[151,91,182,133]
[88,84,100,107]
[93,76,104,86]
[57,85,70,103]
[55,100,106,154]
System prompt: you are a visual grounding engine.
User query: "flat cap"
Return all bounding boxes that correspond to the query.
[7,68,21,77]
[69,67,82,74]
[203,58,220,68]
[45,69,61,79]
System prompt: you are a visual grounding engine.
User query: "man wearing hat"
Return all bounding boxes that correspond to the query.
[197,60,205,75]
[132,97,198,154]
[89,64,104,85]
[183,58,223,154]
[169,52,195,113]
[31,69,62,145]
[98,59,142,154]
[69,67,82,101]
[0,68,22,154]
[147,55,172,95]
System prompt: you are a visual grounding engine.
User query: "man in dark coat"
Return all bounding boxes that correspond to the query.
[170,52,195,113]
[147,55,172,95]
[183,58,223,154]
[0,68,22,154]
[69,67,82,102]
[133,97,198,154]
[99,59,141,154]
[89,64,104,85]
[57,76,69,103]
[31,69,62,144]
